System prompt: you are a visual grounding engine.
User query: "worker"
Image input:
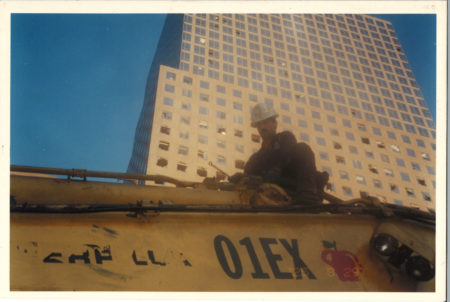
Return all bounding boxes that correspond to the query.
[230,103,328,204]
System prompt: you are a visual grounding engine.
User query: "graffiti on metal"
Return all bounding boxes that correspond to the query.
[42,244,190,267]
[321,240,363,281]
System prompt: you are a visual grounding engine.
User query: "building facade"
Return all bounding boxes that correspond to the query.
[127,14,436,211]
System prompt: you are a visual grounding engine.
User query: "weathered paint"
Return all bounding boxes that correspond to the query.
[10,174,435,291]
[10,211,434,291]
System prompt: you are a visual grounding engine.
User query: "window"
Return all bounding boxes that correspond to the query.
[391,144,400,153]
[235,160,245,170]
[378,154,389,164]
[421,153,430,161]
[178,145,189,156]
[336,156,345,164]
[163,97,173,107]
[316,137,326,146]
[314,124,323,132]
[251,134,260,143]
[405,187,415,197]
[401,173,411,182]
[160,126,170,135]
[199,120,208,129]
[177,162,187,172]
[180,75,192,85]
[384,168,394,177]
[217,155,226,165]
[161,111,172,120]
[339,170,349,180]
[345,132,355,141]
[217,126,226,135]
[373,179,382,189]
[165,84,175,93]
[158,141,170,151]
[217,139,226,149]
[422,192,432,202]
[166,72,176,81]
[406,149,416,157]
[342,186,353,197]
[198,135,208,145]
[216,111,226,120]
[156,157,168,167]
[376,141,385,149]
[234,129,243,138]
[199,106,209,115]
[417,177,426,186]
[356,175,366,185]
[198,150,207,160]
[365,151,374,159]
[368,164,378,174]
[179,130,189,140]
[200,80,209,89]
[182,88,192,97]
[180,116,190,125]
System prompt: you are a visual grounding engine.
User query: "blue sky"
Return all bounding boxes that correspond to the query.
[10,14,437,174]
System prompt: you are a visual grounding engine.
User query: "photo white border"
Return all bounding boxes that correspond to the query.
[0,1,446,301]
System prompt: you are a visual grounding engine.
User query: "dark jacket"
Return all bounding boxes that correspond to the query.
[244,131,317,195]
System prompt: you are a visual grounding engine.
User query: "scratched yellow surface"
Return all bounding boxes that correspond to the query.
[10,212,434,291]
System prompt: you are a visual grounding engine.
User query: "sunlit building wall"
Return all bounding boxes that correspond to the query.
[127,14,436,211]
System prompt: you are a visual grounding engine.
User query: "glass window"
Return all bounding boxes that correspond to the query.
[178,145,189,156]
[396,158,405,167]
[216,111,226,119]
[198,134,208,145]
[199,106,209,115]
[163,97,173,106]
[373,179,382,189]
[356,175,366,185]
[319,152,329,161]
[161,111,172,120]
[316,137,326,146]
[314,124,323,132]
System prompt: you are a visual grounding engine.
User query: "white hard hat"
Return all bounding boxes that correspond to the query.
[251,103,278,127]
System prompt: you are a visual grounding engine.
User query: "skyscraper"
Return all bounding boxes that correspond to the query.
[127,14,436,211]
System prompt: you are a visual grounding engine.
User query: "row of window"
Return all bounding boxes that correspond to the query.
[164,70,435,143]
[188,20,410,69]
[185,14,409,69]
[186,13,405,67]
[182,44,426,123]
[156,119,435,188]
[188,14,392,31]
[187,14,395,48]
[315,148,434,175]
[155,154,245,172]
[168,78,435,138]
[184,40,415,99]
[325,181,433,203]
[183,21,412,84]
[168,68,433,131]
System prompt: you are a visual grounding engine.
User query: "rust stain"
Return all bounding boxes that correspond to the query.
[355,244,394,289]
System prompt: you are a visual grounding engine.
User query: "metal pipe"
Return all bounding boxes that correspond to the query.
[11,165,198,187]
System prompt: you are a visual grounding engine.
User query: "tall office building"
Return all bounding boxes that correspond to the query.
[127,14,436,211]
